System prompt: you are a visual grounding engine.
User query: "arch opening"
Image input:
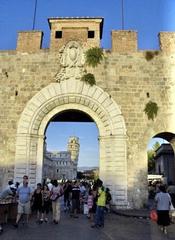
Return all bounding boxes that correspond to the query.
[147,131,175,202]
[43,109,99,181]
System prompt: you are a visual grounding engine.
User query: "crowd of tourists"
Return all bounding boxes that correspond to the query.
[0,175,112,233]
[2,175,175,236]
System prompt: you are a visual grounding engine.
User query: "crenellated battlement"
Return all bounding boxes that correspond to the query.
[159,32,175,53]
[111,30,137,53]
[1,17,175,53]
[17,31,43,53]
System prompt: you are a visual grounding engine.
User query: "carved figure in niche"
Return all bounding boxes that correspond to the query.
[55,41,85,82]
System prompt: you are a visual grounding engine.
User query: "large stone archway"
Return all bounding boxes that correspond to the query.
[14,80,127,207]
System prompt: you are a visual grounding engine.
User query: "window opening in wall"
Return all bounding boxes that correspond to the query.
[146,92,150,98]
[88,31,95,38]
[55,31,62,39]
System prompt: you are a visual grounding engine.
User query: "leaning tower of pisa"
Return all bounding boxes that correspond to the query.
[67,136,80,162]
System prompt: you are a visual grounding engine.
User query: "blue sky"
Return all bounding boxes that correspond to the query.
[0,0,174,166]
[46,123,99,167]
[0,0,175,50]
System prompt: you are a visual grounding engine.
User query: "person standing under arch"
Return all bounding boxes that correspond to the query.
[50,180,63,224]
[31,183,42,223]
[0,182,16,233]
[91,179,106,228]
[14,175,32,228]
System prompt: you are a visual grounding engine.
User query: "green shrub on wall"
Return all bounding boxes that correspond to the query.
[145,51,159,61]
[144,101,159,120]
[81,47,104,86]
[81,73,96,86]
[85,47,104,67]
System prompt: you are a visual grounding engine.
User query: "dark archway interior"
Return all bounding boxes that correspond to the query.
[154,132,175,142]
[44,109,94,135]
[51,109,94,122]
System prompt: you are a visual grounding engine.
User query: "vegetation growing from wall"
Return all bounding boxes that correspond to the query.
[145,51,159,61]
[81,73,96,86]
[144,101,159,120]
[85,47,104,67]
[81,47,104,86]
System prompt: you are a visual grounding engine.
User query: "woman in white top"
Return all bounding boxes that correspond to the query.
[155,185,171,234]
[50,180,63,224]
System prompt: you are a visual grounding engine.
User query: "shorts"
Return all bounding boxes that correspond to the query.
[18,201,31,214]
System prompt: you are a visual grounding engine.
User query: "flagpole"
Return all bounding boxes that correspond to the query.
[32,0,38,30]
[121,0,124,30]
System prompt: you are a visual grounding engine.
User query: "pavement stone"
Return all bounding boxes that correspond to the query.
[1,211,175,240]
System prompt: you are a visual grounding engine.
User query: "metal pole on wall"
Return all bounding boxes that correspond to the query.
[121,0,124,30]
[32,0,38,30]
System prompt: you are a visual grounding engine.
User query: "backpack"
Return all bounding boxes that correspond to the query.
[106,192,112,203]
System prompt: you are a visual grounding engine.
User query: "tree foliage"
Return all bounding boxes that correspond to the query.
[152,141,160,151]
[147,141,160,173]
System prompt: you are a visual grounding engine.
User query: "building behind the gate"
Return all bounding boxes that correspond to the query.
[43,136,79,180]
[155,144,175,184]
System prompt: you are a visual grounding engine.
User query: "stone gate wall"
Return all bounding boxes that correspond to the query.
[0,20,175,208]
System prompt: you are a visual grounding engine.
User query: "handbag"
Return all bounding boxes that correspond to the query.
[150,209,158,222]
[169,202,175,223]
[170,202,175,211]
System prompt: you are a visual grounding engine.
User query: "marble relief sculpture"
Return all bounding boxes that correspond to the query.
[55,41,85,82]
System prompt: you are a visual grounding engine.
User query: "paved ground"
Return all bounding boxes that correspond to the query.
[1,211,175,240]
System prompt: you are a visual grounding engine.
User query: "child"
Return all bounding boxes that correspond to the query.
[32,183,42,223]
[40,184,50,222]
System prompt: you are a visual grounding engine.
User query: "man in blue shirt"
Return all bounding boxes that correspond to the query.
[14,175,32,228]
